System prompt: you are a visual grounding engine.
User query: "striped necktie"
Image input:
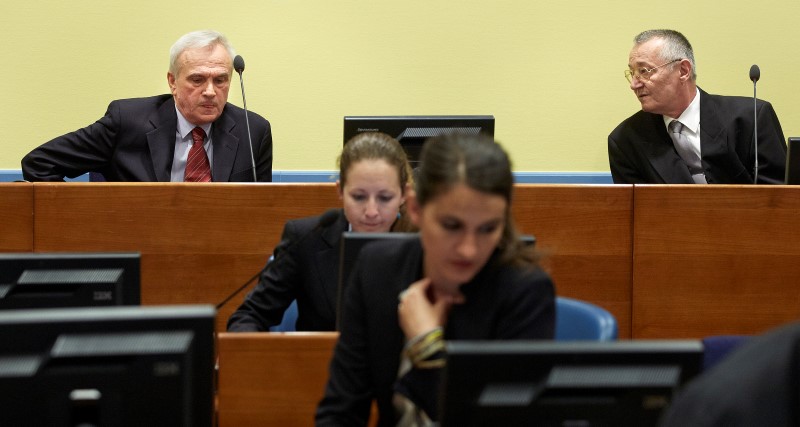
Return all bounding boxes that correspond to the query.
[185,126,212,182]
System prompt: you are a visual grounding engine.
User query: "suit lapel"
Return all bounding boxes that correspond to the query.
[641,113,694,183]
[697,89,728,168]
[146,98,178,182]
[210,106,239,182]
[314,211,348,318]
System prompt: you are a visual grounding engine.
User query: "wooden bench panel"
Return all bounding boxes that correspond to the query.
[633,185,800,338]
[0,183,33,252]
[216,332,339,426]
[513,185,633,338]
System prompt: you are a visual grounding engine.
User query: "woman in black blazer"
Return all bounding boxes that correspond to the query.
[227,132,413,332]
[316,133,556,426]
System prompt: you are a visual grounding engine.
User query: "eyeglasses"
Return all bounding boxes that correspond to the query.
[624,59,682,83]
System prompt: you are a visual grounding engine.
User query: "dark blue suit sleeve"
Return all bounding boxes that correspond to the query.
[22,101,121,181]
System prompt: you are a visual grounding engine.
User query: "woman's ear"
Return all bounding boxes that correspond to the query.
[400,182,411,206]
[407,189,421,226]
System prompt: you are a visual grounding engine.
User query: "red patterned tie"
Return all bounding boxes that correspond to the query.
[185,126,212,182]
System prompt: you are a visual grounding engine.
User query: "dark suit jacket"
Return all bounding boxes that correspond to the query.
[608,88,786,184]
[227,210,349,332]
[659,321,800,427]
[316,238,556,427]
[21,94,272,182]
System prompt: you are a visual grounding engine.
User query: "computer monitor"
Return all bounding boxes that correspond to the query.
[785,137,800,184]
[336,232,535,330]
[0,304,216,426]
[343,116,495,167]
[439,340,704,427]
[336,232,417,329]
[0,252,140,309]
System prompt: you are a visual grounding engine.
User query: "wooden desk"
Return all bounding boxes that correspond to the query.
[633,185,800,338]
[513,185,633,337]
[0,183,33,252]
[216,332,338,426]
[32,183,341,332]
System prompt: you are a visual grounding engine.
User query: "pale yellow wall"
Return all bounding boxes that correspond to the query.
[3,1,799,172]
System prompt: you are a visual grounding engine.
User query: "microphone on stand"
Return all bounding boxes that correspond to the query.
[216,209,341,310]
[749,64,760,184]
[233,55,258,182]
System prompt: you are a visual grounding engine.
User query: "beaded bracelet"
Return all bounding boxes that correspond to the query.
[404,327,446,369]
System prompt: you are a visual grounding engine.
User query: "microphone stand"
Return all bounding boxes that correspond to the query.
[750,64,760,184]
[752,79,758,184]
[234,55,258,182]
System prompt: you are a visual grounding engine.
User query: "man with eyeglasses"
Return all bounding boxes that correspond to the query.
[608,29,786,184]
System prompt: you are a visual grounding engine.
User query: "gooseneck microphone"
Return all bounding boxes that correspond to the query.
[750,64,760,184]
[233,55,258,182]
[215,208,341,310]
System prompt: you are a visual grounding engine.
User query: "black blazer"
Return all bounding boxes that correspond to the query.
[21,94,272,182]
[608,88,786,184]
[227,210,349,332]
[316,237,556,427]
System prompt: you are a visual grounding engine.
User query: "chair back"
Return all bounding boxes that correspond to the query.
[273,296,618,340]
[701,335,749,371]
[89,172,106,182]
[555,296,618,341]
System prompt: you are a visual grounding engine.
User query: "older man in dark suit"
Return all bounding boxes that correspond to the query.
[22,30,272,182]
[608,29,786,184]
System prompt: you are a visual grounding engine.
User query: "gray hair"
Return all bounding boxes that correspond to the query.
[634,29,697,81]
[169,30,235,76]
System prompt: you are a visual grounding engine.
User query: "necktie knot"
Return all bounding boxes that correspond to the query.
[191,126,206,145]
[669,120,684,134]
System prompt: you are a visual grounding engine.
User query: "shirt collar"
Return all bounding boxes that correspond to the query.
[175,106,212,140]
[663,89,700,134]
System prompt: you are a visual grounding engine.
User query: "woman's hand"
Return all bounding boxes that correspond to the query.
[397,278,464,340]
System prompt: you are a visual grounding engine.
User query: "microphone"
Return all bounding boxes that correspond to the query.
[749,64,760,82]
[215,208,341,310]
[750,64,760,184]
[233,55,258,182]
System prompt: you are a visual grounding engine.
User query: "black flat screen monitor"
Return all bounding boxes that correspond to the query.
[336,232,417,329]
[343,115,495,167]
[0,252,140,309]
[785,137,800,184]
[336,232,534,330]
[439,340,704,427]
[0,304,216,427]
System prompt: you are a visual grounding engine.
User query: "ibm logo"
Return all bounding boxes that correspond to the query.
[153,362,181,376]
[93,291,113,301]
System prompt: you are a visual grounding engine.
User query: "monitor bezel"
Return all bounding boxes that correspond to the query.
[0,252,141,309]
[343,115,495,167]
[439,340,704,427]
[0,304,215,426]
[784,137,800,184]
